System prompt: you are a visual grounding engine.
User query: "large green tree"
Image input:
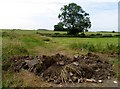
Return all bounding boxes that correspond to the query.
[58,3,91,35]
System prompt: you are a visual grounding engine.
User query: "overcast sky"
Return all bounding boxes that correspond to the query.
[0,0,119,31]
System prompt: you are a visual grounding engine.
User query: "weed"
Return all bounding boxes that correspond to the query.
[102,34,113,37]
[2,32,9,37]
[2,72,24,87]
[69,42,96,52]
[96,33,102,36]
[54,33,60,35]
[21,35,44,48]
[2,45,29,60]
[41,37,51,41]
[70,42,118,53]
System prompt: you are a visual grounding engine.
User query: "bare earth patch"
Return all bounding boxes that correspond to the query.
[4,53,119,87]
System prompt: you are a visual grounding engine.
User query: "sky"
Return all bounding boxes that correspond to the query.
[0,0,119,31]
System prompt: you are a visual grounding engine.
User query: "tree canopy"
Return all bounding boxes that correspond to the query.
[54,22,66,31]
[58,3,91,35]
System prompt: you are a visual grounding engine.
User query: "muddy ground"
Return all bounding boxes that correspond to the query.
[3,52,118,87]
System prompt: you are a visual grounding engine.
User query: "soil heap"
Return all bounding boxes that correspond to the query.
[8,53,115,84]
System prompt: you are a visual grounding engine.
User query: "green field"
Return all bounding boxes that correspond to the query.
[2,29,119,60]
[1,29,120,87]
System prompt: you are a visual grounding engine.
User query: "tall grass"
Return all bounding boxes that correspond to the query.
[2,31,47,60]
[69,42,119,53]
[21,35,45,48]
[2,71,25,87]
[2,36,29,59]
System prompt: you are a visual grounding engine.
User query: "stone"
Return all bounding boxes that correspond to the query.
[70,72,73,76]
[54,80,61,84]
[25,59,39,68]
[73,62,79,66]
[74,55,78,59]
[57,61,65,66]
[72,76,78,82]
[53,76,57,79]
[78,79,81,83]
[59,61,65,66]
[98,80,103,83]
[113,81,117,84]
[59,84,62,87]
[86,79,96,83]
[107,76,111,79]
[68,79,72,83]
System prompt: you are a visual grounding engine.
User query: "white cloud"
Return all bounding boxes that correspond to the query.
[91,9,118,31]
[0,0,119,31]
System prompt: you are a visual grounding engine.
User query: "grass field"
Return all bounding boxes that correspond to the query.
[2,29,119,60]
[1,29,120,87]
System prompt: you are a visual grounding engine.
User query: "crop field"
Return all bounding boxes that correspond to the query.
[1,29,120,87]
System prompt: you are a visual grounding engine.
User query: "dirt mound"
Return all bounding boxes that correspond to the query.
[8,53,115,84]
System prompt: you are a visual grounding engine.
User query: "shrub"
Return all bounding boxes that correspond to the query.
[70,42,118,53]
[2,45,29,60]
[2,61,11,71]
[87,44,96,51]
[42,37,51,41]
[96,33,102,36]
[36,32,47,36]
[106,43,117,51]
[90,34,96,36]
[114,34,120,37]
[36,32,39,34]
[2,32,10,37]
[2,31,18,39]
[102,34,113,37]
[70,42,96,52]
[80,33,86,37]
[81,32,85,36]
[54,33,60,35]
[112,30,115,33]
[54,22,65,31]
